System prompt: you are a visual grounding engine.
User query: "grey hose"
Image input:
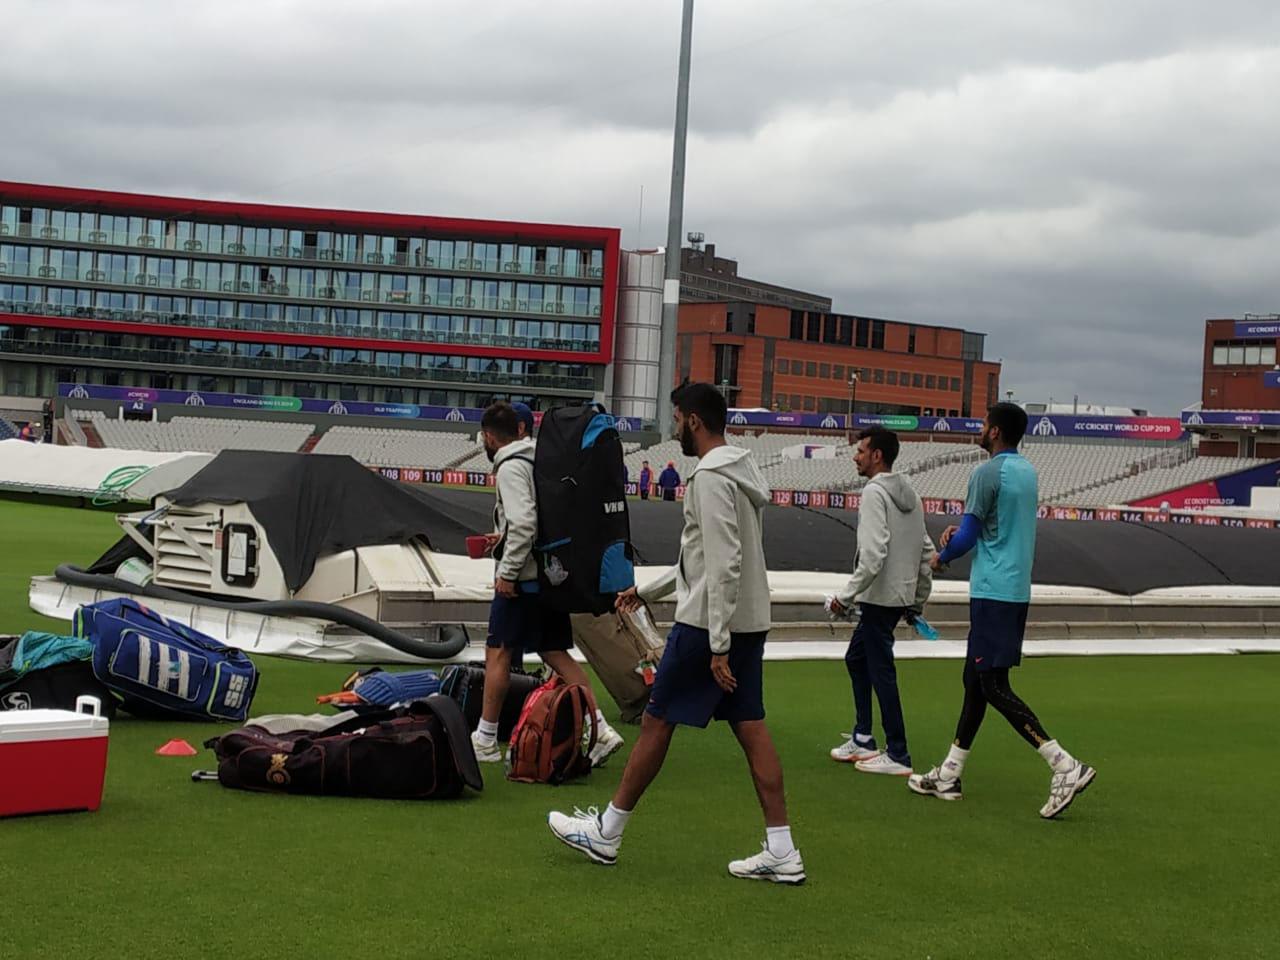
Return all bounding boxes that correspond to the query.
[53,564,469,661]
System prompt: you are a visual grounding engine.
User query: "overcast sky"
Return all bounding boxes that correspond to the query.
[5,0,1278,412]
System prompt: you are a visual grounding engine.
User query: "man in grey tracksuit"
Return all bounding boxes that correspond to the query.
[828,427,935,776]
[549,382,805,884]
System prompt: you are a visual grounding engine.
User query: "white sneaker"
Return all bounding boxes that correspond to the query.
[830,736,879,763]
[589,723,625,767]
[470,730,502,764]
[548,806,620,865]
[1040,761,1096,819]
[728,843,806,885]
[855,753,912,776]
[907,766,963,801]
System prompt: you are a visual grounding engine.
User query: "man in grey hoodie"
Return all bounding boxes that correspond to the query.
[828,427,935,777]
[548,383,804,884]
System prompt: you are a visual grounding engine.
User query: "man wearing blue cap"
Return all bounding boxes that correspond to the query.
[511,402,536,440]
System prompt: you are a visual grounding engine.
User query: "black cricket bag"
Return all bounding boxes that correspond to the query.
[439,663,544,740]
[0,633,118,716]
[206,695,483,800]
[533,404,636,614]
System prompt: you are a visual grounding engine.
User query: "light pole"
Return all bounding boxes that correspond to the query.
[655,0,695,437]
[846,372,858,444]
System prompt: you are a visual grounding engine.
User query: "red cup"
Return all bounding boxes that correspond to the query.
[465,535,493,560]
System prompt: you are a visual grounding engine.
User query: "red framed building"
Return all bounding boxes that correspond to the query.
[0,181,621,409]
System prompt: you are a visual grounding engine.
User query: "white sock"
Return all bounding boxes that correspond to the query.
[1038,739,1076,774]
[853,731,874,746]
[476,718,499,746]
[765,825,795,858]
[940,744,969,781]
[600,802,632,839]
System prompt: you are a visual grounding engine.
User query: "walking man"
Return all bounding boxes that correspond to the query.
[471,401,624,768]
[548,383,804,884]
[909,402,1096,818]
[828,427,935,776]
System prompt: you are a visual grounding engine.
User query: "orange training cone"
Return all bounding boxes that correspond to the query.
[155,739,198,757]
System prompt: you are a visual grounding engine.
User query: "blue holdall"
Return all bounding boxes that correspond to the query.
[74,598,259,722]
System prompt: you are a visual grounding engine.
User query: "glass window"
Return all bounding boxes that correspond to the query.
[1262,345,1277,366]
[1212,344,1229,365]
[819,363,830,378]
[874,369,884,384]
[912,373,924,388]
[790,311,804,340]
[926,375,936,389]
[803,396,815,411]
[776,359,788,374]
[805,362,817,377]
[887,370,898,385]
[1245,344,1261,365]
[950,377,962,391]
[1228,344,1245,364]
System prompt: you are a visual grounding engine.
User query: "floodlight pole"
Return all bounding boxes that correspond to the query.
[655,0,694,436]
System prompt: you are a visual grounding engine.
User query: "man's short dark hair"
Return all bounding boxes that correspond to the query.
[857,426,899,468]
[987,401,1028,447]
[481,401,520,441]
[671,382,727,435]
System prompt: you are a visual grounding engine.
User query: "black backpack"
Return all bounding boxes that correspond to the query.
[439,663,544,740]
[533,404,636,614]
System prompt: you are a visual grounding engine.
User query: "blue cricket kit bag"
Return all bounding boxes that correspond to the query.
[75,598,259,722]
[533,403,636,615]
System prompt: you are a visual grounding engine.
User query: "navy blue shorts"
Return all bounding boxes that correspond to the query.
[967,598,1029,671]
[486,591,573,655]
[646,623,767,728]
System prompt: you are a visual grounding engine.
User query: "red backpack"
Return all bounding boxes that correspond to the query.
[506,674,597,785]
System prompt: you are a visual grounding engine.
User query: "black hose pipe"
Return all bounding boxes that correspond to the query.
[53,564,469,661]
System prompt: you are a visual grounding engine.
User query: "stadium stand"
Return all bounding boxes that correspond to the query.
[71,410,312,454]
[310,425,479,468]
[0,418,18,441]
[1066,456,1271,507]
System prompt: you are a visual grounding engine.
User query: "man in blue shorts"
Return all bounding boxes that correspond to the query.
[908,402,1096,819]
[471,401,623,768]
[548,383,804,884]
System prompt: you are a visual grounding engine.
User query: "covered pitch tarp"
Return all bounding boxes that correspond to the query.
[414,486,1280,595]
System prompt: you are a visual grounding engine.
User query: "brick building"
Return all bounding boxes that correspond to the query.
[677,301,1000,422]
[1191,316,1280,458]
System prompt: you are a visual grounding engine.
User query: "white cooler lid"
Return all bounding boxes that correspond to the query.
[0,697,110,743]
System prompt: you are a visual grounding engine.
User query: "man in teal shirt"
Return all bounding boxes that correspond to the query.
[908,402,1096,820]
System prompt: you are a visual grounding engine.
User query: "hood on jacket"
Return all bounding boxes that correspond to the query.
[692,445,772,508]
[492,436,536,468]
[867,472,921,513]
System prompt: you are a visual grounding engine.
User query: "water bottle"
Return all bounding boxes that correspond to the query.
[907,613,940,641]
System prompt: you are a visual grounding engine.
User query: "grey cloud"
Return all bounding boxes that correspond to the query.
[3,0,1277,412]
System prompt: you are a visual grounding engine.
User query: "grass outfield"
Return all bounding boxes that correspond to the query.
[2,497,1277,960]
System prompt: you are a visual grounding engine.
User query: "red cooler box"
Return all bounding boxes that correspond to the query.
[0,695,109,817]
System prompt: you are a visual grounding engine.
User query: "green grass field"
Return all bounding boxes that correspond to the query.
[2,498,1277,960]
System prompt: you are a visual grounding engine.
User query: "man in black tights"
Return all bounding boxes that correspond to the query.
[908,403,1096,819]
